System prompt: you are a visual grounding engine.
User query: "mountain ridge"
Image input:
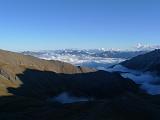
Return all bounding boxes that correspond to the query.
[0,49,96,97]
[121,49,160,74]
[0,49,160,120]
[0,49,137,99]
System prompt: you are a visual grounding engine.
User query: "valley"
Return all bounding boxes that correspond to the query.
[0,49,159,120]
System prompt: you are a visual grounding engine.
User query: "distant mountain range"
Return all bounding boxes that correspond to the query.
[22,49,147,69]
[22,43,160,64]
[22,49,147,59]
[135,43,160,51]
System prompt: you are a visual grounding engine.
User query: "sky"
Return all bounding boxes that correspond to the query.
[0,0,160,51]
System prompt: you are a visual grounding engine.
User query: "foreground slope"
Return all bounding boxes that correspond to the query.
[0,49,159,120]
[0,49,96,96]
[0,49,137,98]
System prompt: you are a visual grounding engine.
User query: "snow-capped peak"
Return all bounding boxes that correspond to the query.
[136,43,145,49]
[135,43,160,51]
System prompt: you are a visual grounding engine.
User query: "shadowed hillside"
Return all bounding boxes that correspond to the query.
[0,49,95,96]
[121,49,160,74]
[6,69,139,99]
[0,49,160,120]
[0,69,160,120]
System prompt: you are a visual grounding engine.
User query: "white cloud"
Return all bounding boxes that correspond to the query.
[106,65,160,95]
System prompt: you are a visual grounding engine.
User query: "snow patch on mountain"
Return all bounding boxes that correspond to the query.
[135,43,160,51]
[22,49,127,69]
[22,49,148,69]
[37,53,125,69]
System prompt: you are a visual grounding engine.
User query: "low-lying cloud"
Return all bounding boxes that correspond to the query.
[106,65,160,95]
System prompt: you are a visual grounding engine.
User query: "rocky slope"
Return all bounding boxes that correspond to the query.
[121,49,160,74]
[0,49,96,96]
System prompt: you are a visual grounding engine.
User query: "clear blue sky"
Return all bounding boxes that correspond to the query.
[0,0,160,51]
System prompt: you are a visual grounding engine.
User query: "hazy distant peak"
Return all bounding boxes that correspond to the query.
[134,43,160,51]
